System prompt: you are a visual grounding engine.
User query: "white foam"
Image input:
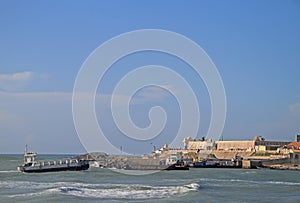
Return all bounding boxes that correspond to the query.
[199,178,300,186]
[0,180,106,189]
[2,181,200,199]
[264,181,300,186]
[58,183,200,199]
[7,188,58,198]
[184,183,201,191]
[0,170,18,173]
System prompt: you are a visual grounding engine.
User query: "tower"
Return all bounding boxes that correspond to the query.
[296,134,300,142]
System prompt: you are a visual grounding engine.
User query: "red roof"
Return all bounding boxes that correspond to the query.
[288,142,300,149]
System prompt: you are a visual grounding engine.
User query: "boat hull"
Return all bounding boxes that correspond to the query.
[164,164,189,170]
[18,163,89,173]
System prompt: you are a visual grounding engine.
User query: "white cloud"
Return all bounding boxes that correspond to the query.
[0,71,44,92]
[0,71,34,81]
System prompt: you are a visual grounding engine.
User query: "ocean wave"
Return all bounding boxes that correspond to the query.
[0,170,18,173]
[200,178,300,186]
[0,181,104,189]
[7,188,57,198]
[57,183,200,199]
[4,181,200,199]
[263,181,300,186]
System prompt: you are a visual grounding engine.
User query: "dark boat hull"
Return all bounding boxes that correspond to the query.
[164,164,189,170]
[19,164,89,173]
[192,165,242,169]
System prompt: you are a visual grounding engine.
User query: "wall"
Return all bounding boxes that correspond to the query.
[261,157,291,166]
[216,141,255,151]
[290,152,300,164]
[255,141,290,149]
[188,141,215,150]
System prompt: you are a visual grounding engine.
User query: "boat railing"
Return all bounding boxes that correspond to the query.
[31,158,81,167]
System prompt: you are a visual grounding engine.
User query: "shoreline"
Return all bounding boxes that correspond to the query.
[80,152,300,171]
[261,164,300,171]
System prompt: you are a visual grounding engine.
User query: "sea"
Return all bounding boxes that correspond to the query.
[0,154,299,203]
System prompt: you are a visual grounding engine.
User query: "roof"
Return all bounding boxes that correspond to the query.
[287,142,300,149]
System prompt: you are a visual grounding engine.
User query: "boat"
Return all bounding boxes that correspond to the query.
[164,160,189,170]
[164,163,189,170]
[17,145,89,173]
[191,156,243,168]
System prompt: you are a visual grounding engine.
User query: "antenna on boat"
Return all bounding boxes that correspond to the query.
[25,144,28,153]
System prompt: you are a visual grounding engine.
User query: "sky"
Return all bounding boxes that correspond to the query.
[0,0,300,154]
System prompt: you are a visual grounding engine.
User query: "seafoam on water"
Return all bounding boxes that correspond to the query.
[2,181,200,199]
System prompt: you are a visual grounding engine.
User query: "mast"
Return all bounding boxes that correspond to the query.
[24,144,27,163]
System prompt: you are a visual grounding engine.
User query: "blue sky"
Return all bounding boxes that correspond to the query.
[0,0,300,154]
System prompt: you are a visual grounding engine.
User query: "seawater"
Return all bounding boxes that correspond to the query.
[0,154,299,202]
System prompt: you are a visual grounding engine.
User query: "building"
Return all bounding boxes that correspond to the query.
[296,134,300,142]
[288,142,300,150]
[255,141,290,151]
[183,137,216,159]
[215,136,290,152]
[155,136,293,162]
[216,140,255,151]
[288,142,300,164]
[183,136,195,149]
[290,150,300,164]
[188,140,215,151]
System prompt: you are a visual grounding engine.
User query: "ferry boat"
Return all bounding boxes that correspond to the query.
[17,145,89,173]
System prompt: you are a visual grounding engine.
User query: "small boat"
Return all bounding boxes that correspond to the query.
[164,160,189,170]
[164,163,189,170]
[17,145,89,173]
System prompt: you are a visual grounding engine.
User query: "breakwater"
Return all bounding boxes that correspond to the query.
[78,152,167,170]
[78,152,300,171]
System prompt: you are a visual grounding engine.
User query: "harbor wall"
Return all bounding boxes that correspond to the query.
[216,141,255,151]
[213,151,254,159]
[242,160,262,169]
[261,158,291,166]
